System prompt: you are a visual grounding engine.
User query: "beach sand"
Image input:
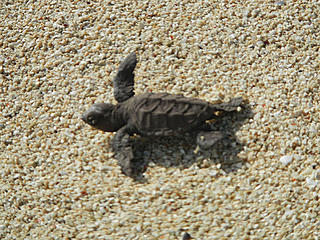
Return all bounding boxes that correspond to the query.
[1,0,319,239]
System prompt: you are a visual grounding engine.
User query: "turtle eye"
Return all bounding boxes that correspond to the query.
[87,115,97,125]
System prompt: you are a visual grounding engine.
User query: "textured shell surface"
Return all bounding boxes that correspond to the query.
[125,93,214,135]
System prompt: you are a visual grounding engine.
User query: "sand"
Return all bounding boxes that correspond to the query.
[1,0,320,239]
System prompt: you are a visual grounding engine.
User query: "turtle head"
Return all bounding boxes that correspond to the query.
[81,103,122,132]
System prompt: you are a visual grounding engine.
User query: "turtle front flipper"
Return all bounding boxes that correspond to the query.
[112,126,138,177]
[114,146,135,177]
[113,52,137,103]
[112,126,134,176]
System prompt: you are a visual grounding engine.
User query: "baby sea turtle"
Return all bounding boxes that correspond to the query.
[81,52,243,177]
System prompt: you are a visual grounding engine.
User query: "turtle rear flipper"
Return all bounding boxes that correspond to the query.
[113,52,137,103]
[196,131,225,150]
[211,97,243,112]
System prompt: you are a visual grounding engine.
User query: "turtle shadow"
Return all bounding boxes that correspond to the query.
[128,101,253,181]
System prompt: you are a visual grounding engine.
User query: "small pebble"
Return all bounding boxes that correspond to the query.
[279,155,293,165]
[275,1,286,6]
[306,177,318,188]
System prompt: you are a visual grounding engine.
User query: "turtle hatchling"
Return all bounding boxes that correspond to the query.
[81,52,243,177]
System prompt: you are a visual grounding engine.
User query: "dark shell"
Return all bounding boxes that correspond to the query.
[124,93,215,136]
